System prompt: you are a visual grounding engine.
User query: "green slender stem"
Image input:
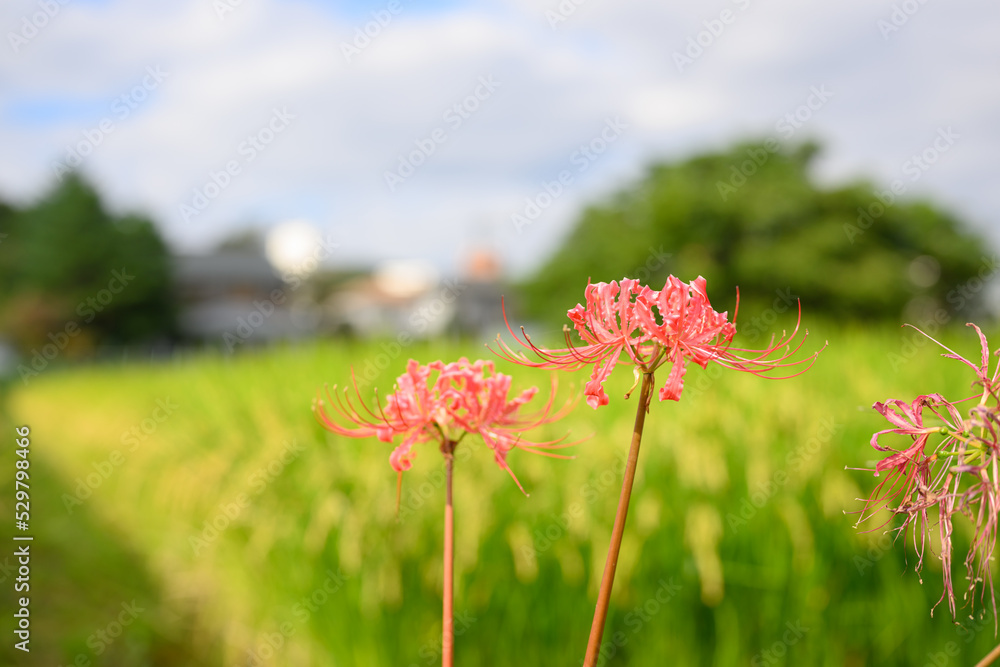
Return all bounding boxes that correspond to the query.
[582,372,654,667]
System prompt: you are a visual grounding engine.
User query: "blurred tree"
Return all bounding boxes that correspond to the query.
[0,174,176,354]
[521,141,991,328]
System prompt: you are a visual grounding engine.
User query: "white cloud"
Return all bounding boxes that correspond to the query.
[0,0,998,275]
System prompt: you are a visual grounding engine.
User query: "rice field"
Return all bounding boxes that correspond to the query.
[2,321,999,666]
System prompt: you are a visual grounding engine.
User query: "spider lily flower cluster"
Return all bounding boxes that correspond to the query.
[495,275,822,408]
[313,357,572,492]
[316,274,823,667]
[315,356,573,667]
[857,324,1000,619]
[493,273,823,667]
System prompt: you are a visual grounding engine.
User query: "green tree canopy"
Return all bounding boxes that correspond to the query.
[0,174,176,354]
[521,141,991,329]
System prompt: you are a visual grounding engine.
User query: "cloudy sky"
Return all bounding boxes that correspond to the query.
[1,0,997,277]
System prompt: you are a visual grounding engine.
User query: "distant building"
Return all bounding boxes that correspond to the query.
[452,247,506,339]
[324,259,456,338]
[173,245,509,347]
[173,250,311,346]
[321,249,506,341]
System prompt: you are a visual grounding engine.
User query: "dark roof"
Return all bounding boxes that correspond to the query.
[173,252,283,290]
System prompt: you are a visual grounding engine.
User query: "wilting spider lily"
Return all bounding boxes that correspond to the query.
[855,323,1000,667]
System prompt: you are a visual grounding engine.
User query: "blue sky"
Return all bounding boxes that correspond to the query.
[315,0,470,19]
[1,0,998,278]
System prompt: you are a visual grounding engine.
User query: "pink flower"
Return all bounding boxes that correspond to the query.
[494,275,822,409]
[856,324,1000,619]
[314,357,571,493]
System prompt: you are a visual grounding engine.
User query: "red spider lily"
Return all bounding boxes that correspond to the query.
[494,275,822,408]
[314,357,573,667]
[493,274,823,667]
[314,357,573,493]
[855,324,1000,626]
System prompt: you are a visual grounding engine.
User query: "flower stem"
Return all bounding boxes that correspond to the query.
[442,440,456,667]
[976,643,1000,667]
[582,371,654,667]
